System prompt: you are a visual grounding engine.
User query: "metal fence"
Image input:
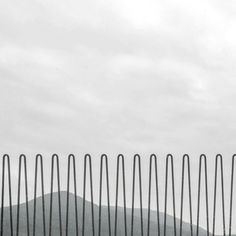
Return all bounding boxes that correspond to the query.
[0,154,235,236]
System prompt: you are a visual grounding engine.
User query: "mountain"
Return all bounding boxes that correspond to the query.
[0,192,232,236]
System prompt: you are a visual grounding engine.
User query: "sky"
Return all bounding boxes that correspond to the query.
[1,0,236,155]
[1,0,236,234]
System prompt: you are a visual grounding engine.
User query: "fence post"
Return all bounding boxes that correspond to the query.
[114,154,127,236]
[98,154,111,236]
[0,154,13,236]
[65,154,79,236]
[179,154,193,236]
[196,154,209,236]
[229,154,236,236]
[82,154,95,236]
[49,154,62,236]
[131,154,144,236]
[212,154,226,236]
[147,154,160,236]
[16,154,30,236]
[164,154,176,236]
[33,154,46,236]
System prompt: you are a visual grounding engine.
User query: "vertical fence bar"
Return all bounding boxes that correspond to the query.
[16,154,30,236]
[196,154,209,236]
[82,154,95,236]
[131,154,144,236]
[164,154,177,236]
[114,154,127,236]
[0,154,14,236]
[98,154,111,236]
[49,154,62,236]
[180,154,193,236]
[212,154,226,236]
[33,154,46,236]
[229,154,236,236]
[147,154,160,236]
[66,154,79,236]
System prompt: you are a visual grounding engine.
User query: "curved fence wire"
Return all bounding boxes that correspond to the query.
[0,154,236,236]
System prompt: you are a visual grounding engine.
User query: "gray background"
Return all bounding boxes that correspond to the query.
[1,0,236,234]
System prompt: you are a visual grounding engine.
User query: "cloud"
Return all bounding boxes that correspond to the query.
[1,0,236,156]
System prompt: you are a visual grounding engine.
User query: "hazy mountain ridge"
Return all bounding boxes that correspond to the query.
[0,192,233,236]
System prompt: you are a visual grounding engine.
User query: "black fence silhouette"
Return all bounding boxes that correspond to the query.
[0,154,235,236]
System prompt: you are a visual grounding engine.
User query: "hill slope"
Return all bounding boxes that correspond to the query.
[0,192,231,236]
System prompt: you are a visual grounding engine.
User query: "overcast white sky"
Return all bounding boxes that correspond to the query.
[1,0,236,234]
[1,0,236,155]
[0,0,236,153]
